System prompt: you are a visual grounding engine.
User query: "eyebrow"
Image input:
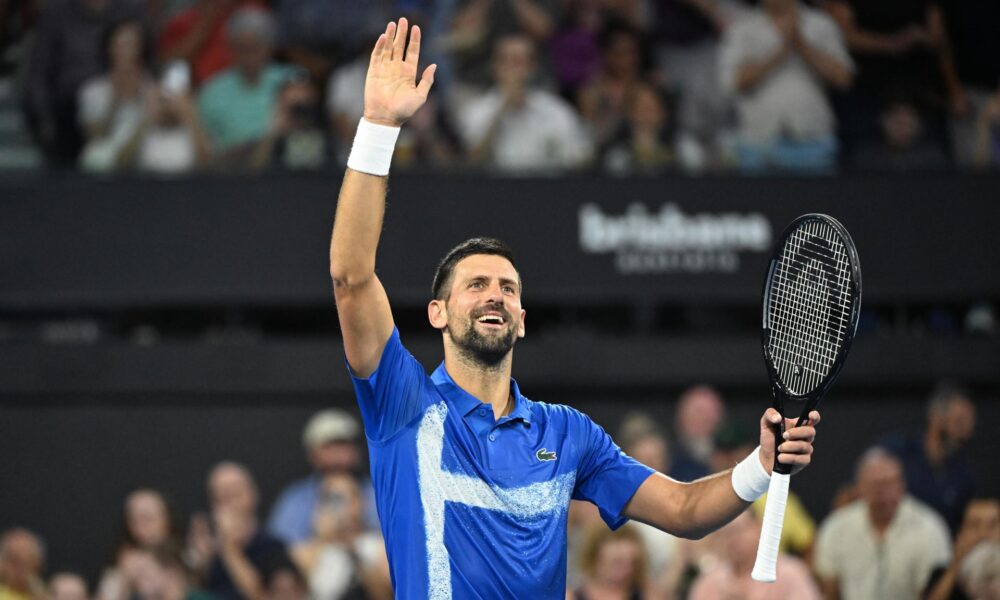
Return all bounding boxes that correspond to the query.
[465,275,520,289]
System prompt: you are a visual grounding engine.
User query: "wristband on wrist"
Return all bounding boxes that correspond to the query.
[731,445,771,502]
[346,118,400,176]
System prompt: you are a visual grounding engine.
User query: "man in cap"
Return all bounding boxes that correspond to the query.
[268,409,376,545]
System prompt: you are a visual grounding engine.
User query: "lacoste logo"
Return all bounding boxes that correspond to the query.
[536,448,557,462]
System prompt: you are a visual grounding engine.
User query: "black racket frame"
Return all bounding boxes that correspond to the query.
[760,213,862,475]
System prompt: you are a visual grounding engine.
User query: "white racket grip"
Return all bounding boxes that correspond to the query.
[751,471,790,583]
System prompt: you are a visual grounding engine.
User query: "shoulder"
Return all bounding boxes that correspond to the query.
[820,500,866,535]
[199,70,237,98]
[901,496,950,534]
[529,90,578,120]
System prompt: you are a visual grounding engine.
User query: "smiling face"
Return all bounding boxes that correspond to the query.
[429,254,525,368]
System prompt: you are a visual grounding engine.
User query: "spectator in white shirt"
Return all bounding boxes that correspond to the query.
[815,447,952,600]
[456,33,592,174]
[719,0,853,172]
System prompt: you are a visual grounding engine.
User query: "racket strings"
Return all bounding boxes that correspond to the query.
[767,220,856,395]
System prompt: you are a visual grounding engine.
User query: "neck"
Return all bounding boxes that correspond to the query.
[868,507,894,535]
[444,347,513,419]
[924,427,946,464]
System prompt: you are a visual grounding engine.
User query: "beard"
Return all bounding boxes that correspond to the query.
[450,308,518,368]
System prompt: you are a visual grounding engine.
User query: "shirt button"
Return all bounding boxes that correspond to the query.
[478,408,487,417]
[488,433,496,442]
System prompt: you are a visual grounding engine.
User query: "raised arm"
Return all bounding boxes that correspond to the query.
[329,18,436,377]
[623,409,819,539]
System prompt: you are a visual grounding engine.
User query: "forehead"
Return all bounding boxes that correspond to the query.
[451,254,519,283]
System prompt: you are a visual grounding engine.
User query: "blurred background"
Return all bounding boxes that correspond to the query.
[0,0,998,599]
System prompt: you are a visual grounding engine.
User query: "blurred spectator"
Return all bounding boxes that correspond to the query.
[77,18,154,172]
[670,385,724,481]
[0,529,45,600]
[652,0,736,169]
[719,0,853,173]
[123,544,217,600]
[23,0,141,165]
[940,3,1000,166]
[251,71,332,171]
[268,409,376,546]
[620,425,680,585]
[394,96,461,170]
[572,523,649,600]
[577,22,649,150]
[958,541,1000,600]
[274,0,384,83]
[455,33,591,173]
[158,0,260,86]
[325,55,366,160]
[849,95,950,171]
[822,0,960,156]
[600,83,674,174]
[189,462,294,600]
[120,66,213,174]
[443,0,560,88]
[711,421,816,559]
[49,573,88,600]
[548,0,605,98]
[926,498,1000,600]
[197,7,291,166]
[566,500,603,590]
[975,89,1000,168]
[689,511,820,600]
[814,447,951,600]
[881,382,977,532]
[97,489,181,600]
[289,473,390,600]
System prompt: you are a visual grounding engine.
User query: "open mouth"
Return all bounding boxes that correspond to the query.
[476,313,506,328]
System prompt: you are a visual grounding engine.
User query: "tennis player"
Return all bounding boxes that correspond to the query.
[330,18,820,599]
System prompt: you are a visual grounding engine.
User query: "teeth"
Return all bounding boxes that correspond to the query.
[478,315,504,323]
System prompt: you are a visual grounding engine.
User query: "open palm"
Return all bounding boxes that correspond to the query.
[364,18,437,127]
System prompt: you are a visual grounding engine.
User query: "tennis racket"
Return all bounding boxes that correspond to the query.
[751,214,862,583]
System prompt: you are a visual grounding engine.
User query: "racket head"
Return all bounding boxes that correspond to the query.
[761,214,862,417]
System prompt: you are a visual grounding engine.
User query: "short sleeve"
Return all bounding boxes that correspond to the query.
[571,411,655,530]
[717,23,748,95]
[78,79,110,128]
[916,510,953,590]
[349,327,427,443]
[808,12,854,72]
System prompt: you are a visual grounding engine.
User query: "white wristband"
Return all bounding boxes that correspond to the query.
[731,445,771,502]
[346,118,400,176]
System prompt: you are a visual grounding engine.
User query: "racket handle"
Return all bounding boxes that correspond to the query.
[751,471,790,583]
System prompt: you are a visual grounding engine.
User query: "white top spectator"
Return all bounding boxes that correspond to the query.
[456,88,591,173]
[719,4,852,144]
[815,496,951,600]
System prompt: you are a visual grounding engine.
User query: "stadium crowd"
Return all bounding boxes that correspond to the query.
[1,383,997,600]
[0,0,997,174]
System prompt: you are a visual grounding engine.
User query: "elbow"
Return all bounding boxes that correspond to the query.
[329,263,374,292]
[830,69,854,91]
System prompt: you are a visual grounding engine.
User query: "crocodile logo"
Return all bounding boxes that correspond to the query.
[536,448,557,462]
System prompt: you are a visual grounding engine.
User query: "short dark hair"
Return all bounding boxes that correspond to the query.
[432,237,519,300]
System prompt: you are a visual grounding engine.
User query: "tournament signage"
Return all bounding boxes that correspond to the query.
[578,202,772,275]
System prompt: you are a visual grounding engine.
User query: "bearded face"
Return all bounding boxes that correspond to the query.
[448,300,520,367]
[430,254,526,368]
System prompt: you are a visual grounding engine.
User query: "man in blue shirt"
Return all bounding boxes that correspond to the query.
[328,18,821,599]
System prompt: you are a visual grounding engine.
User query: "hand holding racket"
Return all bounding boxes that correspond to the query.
[751,214,862,583]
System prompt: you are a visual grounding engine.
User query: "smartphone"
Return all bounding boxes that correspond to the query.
[162,61,191,97]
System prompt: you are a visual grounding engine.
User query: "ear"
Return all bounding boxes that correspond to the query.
[428,298,447,330]
[517,308,526,338]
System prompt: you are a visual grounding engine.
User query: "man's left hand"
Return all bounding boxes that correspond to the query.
[758,408,819,475]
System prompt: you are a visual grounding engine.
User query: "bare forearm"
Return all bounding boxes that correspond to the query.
[798,42,853,89]
[510,0,554,40]
[735,46,788,92]
[625,470,748,539]
[329,168,387,286]
[924,565,958,600]
[220,546,265,600]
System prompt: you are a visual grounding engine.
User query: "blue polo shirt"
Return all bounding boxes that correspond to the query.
[350,328,654,600]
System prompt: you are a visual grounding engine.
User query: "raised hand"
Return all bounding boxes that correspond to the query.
[364,18,437,127]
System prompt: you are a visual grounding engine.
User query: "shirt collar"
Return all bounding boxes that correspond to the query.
[431,363,532,425]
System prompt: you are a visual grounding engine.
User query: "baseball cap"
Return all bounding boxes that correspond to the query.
[302,409,360,449]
